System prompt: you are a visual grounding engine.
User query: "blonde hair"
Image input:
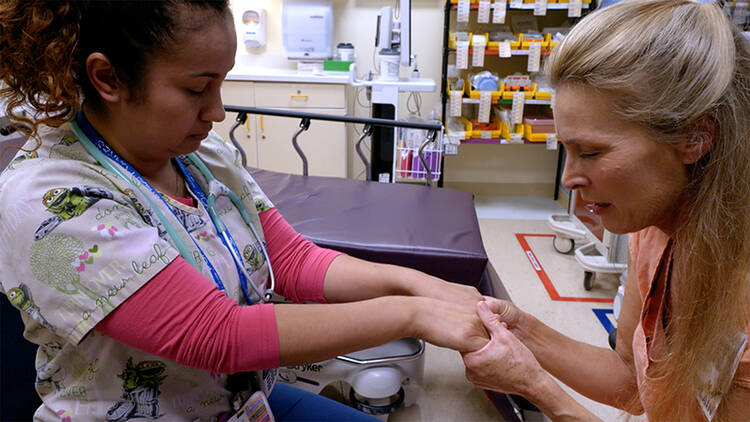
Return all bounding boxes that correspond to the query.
[545,1,750,420]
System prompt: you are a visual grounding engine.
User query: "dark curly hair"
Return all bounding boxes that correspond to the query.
[0,0,229,135]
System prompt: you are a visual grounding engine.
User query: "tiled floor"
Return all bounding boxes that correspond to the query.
[386,196,627,421]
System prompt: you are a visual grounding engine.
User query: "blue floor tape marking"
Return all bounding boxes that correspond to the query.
[592,308,615,333]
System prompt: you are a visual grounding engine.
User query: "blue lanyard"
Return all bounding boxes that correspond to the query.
[72,112,227,294]
[174,158,254,304]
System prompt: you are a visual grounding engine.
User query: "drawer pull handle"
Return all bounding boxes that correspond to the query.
[290,94,309,99]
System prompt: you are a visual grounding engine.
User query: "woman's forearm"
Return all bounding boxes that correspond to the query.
[322,255,483,307]
[275,295,488,366]
[275,296,415,366]
[322,255,424,302]
[525,374,602,422]
[515,312,639,408]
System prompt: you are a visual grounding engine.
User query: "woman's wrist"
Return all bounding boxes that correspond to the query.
[526,374,602,421]
[405,296,430,337]
[379,264,435,297]
[402,270,441,297]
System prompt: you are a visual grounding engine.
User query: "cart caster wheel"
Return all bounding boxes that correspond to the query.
[552,235,575,254]
[583,271,595,291]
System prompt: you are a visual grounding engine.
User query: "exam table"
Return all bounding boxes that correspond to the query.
[0,112,531,421]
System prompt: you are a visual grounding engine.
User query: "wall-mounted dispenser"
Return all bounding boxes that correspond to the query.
[242,8,266,48]
[282,0,333,60]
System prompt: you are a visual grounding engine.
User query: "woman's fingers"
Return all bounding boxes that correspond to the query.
[415,298,489,352]
[461,302,542,395]
[482,297,520,327]
[476,300,507,338]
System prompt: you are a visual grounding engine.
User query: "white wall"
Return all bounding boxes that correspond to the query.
[228,0,554,188]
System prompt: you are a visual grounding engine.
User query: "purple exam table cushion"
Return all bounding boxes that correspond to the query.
[248,168,489,289]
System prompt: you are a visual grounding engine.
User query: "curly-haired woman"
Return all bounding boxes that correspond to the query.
[0,1,488,420]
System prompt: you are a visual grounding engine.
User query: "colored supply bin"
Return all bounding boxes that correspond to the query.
[449,32,472,50]
[534,90,553,100]
[469,119,503,140]
[523,0,591,3]
[445,116,474,142]
[502,122,525,143]
[523,116,555,143]
[470,33,488,49]
[521,33,551,49]
[446,78,466,97]
[501,83,536,100]
[487,33,523,50]
[323,60,353,71]
[468,81,505,101]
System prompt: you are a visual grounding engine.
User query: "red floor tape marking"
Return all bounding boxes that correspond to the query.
[515,233,614,303]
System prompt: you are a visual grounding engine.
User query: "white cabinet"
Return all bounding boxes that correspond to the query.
[217,80,348,178]
[216,81,259,167]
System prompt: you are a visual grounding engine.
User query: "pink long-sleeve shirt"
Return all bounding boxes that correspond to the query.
[95,206,342,373]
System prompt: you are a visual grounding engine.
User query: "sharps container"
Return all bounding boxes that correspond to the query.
[337,43,355,61]
[378,48,400,81]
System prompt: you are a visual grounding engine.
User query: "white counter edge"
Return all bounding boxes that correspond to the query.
[226,68,350,84]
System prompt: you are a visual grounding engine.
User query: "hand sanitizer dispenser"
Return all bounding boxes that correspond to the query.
[242,8,266,48]
[282,0,334,60]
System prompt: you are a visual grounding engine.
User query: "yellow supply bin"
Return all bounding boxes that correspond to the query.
[521,33,551,49]
[501,83,536,100]
[467,78,505,101]
[502,122,525,142]
[523,115,555,143]
[449,32,472,50]
[487,33,523,51]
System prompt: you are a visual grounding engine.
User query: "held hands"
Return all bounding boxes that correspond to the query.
[480,296,523,330]
[461,300,544,396]
[412,297,490,353]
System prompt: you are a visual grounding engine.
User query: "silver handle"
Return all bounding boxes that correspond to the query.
[335,339,425,365]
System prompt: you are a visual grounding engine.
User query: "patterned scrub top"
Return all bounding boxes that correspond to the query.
[0,124,275,421]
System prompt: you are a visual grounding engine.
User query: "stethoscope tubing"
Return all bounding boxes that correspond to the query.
[69,113,274,303]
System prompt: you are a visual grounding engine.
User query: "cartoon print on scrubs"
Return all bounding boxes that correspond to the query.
[7,150,38,170]
[29,232,114,313]
[49,135,89,162]
[106,358,167,421]
[36,341,65,396]
[243,241,266,272]
[1,129,276,419]
[168,203,208,234]
[7,283,53,329]
[254,198,270,213]
[122,189,168,240]
[34,185,115,240]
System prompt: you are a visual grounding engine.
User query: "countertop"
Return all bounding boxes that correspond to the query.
[226,66,350,84]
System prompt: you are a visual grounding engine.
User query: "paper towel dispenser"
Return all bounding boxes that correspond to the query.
[282,0,333,60]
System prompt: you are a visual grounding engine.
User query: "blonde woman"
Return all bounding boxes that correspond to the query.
[462,1,750,421]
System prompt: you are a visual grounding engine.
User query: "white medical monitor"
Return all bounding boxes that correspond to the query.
[375,1,412,68]
[399,0,411,67]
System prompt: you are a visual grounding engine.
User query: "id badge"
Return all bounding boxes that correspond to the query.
[696,332,747,421]
[259,368,278,397]
[227,390,275,422]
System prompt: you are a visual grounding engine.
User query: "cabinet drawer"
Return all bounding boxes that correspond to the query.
[254,83,345,109]
[221,81,254,106]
